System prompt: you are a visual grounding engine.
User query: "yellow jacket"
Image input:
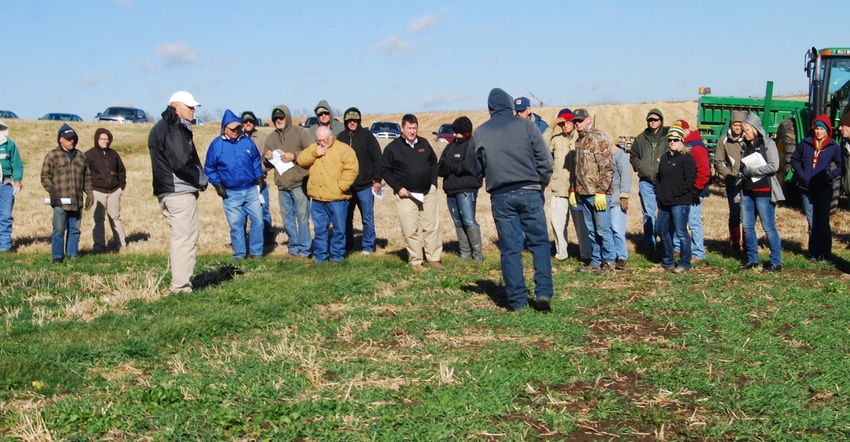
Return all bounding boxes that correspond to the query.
[296,139,359,202]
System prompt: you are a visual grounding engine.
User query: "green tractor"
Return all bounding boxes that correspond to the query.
[697,47,850,207]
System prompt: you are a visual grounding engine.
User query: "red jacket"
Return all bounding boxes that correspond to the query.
[685,131,710,196]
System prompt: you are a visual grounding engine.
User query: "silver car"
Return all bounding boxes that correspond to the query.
[94,107,151,123]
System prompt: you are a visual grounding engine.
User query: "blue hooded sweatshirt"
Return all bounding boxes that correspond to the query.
[203,109,263,190]
[465,88,552,194]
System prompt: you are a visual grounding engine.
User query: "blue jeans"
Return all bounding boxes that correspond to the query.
[609,199,628,261]
[801,187,833,260]
[572,204,592,260]
[491,188,553,311]
[278,186,311,257]
[580,194,615,266]
[0,184,14,251]
[742,194,781,266]
[346,186,376,253]
[446,191,479,228]
[260,184,274,246]
[312,200,348,262]
[658,204,691,269]
[222,187,264,258]
[673,196,705,259]
[52,207,81,259]
[638,180,658,249]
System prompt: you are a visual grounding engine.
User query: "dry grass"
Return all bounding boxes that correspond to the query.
[4,101,836,259]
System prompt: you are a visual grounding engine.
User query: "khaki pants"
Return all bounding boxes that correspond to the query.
[158,193,199,292]
[395,185,441,265]
[92,188,126,251]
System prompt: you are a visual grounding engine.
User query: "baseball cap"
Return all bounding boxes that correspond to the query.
[514,97,531,112]
[168,91,200,107]
[572,108,590,121]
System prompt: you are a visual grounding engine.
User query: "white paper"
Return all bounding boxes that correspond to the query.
[741,153,767,182]
[44,198,72,205]
[270,149,294,175]
[372,183,384,200]
[409,192,424,203]
[257,185,265,205]
[727,157,735,167]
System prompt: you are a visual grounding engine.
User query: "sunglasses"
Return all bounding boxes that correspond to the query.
[317,112,330,117]
[667,138,682,143]
[647,118,660,123]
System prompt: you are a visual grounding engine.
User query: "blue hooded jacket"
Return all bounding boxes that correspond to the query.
[203,109,263,190]
[465,88,552,194]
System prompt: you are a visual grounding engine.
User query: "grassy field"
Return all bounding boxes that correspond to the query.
[2,103,850,440]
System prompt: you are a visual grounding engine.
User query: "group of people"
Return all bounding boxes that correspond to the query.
[2,88,849,310]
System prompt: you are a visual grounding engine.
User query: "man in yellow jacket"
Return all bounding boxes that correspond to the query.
[297,125,359,263]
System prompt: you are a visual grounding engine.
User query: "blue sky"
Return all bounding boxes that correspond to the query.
[3,0,843,121]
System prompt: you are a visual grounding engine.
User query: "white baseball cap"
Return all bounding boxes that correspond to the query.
[168,91,200,107]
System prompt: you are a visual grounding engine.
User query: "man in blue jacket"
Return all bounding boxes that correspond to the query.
[205,109,265,260]
[466,88,554,312]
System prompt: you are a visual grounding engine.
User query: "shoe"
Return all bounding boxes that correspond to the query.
[536,297,552,313]
[762,263,782,273]
[426,261,445,271]
[614,258,627,270]
[554,254,569,261]
[361,250,373,255]
[658,263,675,271]
[411,264,428,273]
[600,262,616,274]
[690,257,702,264]
[671,266,689,274]
[52,257,63,265]
[740,262,758,270]
[249,255,265,260]
[578,263,601,273]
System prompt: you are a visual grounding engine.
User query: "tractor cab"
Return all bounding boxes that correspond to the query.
[806,47,850,134]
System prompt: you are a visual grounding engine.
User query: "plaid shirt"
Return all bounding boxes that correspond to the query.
[41,146,92,211]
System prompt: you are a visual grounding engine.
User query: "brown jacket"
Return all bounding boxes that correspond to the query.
[41,146,92,211]
[263,105,312,191]
[544,124,577,197]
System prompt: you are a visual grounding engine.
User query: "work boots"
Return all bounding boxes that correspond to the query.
[466,225,484,263]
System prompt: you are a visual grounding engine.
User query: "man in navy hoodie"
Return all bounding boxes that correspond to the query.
[466,88,554,312]
[204,109,265,260]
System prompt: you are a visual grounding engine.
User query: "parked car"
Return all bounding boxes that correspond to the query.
[0,110,19,119]
[299,116,318,128]
[94,106,150,123]
[40,113,83,122]
[433,123,455,143]
[191,117,204,126]
[369,122,402,139]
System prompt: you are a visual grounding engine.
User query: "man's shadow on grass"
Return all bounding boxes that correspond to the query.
[193,264,243,290]
[461,279,545,312]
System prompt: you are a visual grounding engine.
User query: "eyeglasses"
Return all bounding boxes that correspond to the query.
[647,118,660,123]
[667,138,682,143]
[317,112,330,117]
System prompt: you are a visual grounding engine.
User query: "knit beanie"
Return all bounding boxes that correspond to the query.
[557,108,573,122]
[840,113,850,128]
[667,125,685,141]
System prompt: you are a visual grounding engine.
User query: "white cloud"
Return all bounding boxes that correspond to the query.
[421,92,473,108]
[407,8,449,33]
[155,42,200,66]
[80,75,108,87]
[376,35,411,57]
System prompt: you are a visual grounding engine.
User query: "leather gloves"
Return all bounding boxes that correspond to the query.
[594,193,607,211]
[254,177,267,191]
[214,183,228,199]
[569,190,577,207]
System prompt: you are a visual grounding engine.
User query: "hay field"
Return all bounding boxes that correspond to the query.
[4,100,841,260]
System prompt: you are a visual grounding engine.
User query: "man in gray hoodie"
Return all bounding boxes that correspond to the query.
[466,88,553,312]
[308,100,345,140]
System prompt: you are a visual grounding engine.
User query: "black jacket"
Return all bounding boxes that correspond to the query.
[656,150,696,206]
[380,136,437,194]
[337,118,382,192]
[148,106,208,197]
[438,137,482,195]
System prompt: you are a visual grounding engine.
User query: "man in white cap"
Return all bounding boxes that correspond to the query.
[148,91,209,293]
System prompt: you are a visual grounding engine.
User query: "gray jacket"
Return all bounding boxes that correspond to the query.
[741,113,785,203]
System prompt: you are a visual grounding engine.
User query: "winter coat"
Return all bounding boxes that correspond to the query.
[656,150,696,207]
[465,88,552,194]
[263,105,312,191]
[297,138,358,202]
[307,100,345,139]
[791,114,843,192]
[381,136,438,194]
[85,128,126,193]
[438,136,482,195]
[336,110,383,192]
[544,124,577,197]
[629,108,668,183]
[741,113,785,203]
[148,106,208,197]
[41,133,92,211]
[684,131,711,197]
[204,110,264,191]
[573,122,614,196]
[0,121,23,183]
[612,147,632,200]
[715,128,744,179]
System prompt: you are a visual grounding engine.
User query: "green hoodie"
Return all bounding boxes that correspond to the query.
[628,108,669,183]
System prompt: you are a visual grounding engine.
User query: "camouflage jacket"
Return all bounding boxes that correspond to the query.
[572,128,614,196]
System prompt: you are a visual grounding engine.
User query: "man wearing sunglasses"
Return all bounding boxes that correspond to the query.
[308,100,345,140]
[628,109,669,252]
